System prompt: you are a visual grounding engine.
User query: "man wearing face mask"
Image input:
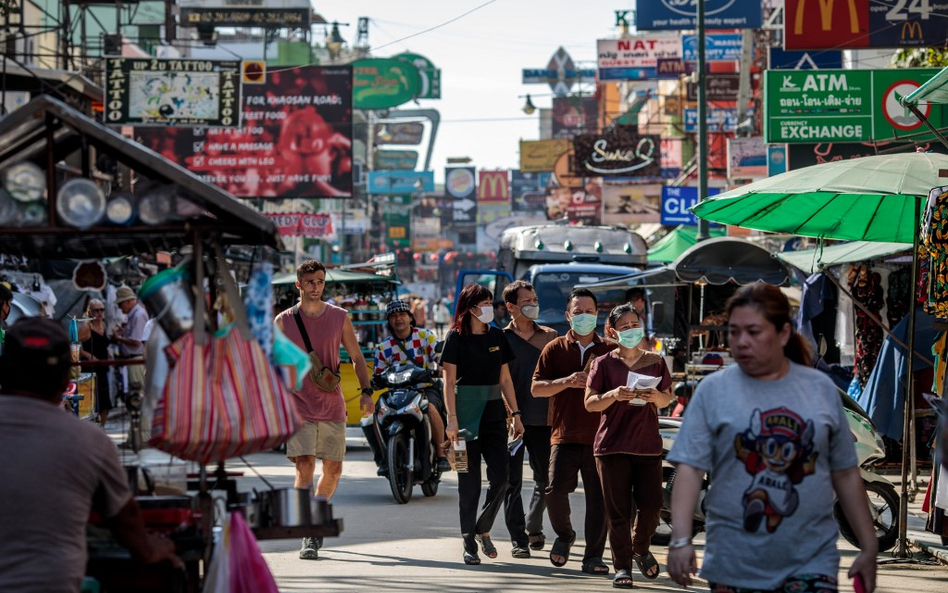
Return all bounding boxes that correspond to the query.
[531,288,615,575]
[501,281,558,558]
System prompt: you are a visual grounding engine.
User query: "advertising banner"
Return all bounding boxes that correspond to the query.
[367,170,434,194]
[603,184,662,226]
[764,68,945,143]
[727,137,768,179]
[352,59,421,110]
[661,186,723,226]
[768,145,788,176]
[687,74,740,101]
[656,58,694,79]
[265,212,333,238]
[104,57,241,127]
[597,36,682,81]
[374,149,418,171]
[445,167,477,224]
[787,140,948,170]
[384,197,412,250]
[784,0,948,50]
[394,52,441,99]
[478,171,510,203]
[682,34,743,62]
[519,139,570,172]
[769,47,843,70]
[135,65,352,198]
[477,202,512,226]
[566,187,603,225]
[683,108,739,132]
[636,0,762,30]
[179,0,311,28]
[573,126,661,177]
[510,171,551,212]
[552,96,599,139]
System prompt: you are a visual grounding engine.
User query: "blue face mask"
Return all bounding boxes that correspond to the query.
[569,313,597,336]
[616,327,645,348]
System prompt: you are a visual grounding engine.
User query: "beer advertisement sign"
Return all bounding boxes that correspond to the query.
[784,0,948,50]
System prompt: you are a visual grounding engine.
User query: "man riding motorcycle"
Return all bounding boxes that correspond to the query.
[372,300,451,475]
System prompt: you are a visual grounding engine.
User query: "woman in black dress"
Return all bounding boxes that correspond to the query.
[80,299,112,425]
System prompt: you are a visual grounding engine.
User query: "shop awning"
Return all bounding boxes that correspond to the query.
[273,269,399,285]
[902,66,948,107]
[777,241,911,274]
[673,237,791,286]
[647,225,727,263]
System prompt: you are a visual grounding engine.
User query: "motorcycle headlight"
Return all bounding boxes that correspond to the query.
[386,368,414,384]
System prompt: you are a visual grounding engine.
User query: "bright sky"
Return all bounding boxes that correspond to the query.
[325,0,627,179]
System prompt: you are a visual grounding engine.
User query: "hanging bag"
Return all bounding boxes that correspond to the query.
[150,242,302,463]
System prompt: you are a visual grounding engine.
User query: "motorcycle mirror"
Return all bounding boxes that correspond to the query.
[650,301,665,327]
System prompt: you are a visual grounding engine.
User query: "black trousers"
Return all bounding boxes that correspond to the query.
[503,424,552,546]
[457,417,509,554]
[545,443,607,562]
[596,454,663,572]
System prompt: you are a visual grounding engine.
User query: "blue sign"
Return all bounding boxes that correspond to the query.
[636,0,762,30]
[768,48,843,70]
[682,34,743,62]
[510,170,551,212]
[767,145,787,177]
[683,108,739,133]
[367,170,435,195]
[661,186,722,226]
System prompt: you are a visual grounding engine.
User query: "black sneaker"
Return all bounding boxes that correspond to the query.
[299,537,318,560]
[377,465,389,477]
[511,544,531,559]
[436,457,452,472]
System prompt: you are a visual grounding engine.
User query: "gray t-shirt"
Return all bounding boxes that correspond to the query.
[0,396,132,593]
[667,362,858,590]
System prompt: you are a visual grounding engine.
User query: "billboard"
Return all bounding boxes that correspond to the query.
[763,68,945,144]
[682,34,743,62]
[687,74,740,101]
[683,108,739,132]
[787,140,948,170]
[179,0,310,28]
[727,137,768,179]
[265,212,333,238]
[352,59,421,110]
[597,36,682,81]
[661,186,723,226]
[603,184,662,226]
[519,139,570,172]
[784,0,948,50]
[552,96,599,139]
[769,47,843,70]
[636,0,762,30]
[478,171,510,203]
[104,58,241,127]
[510,171,551,213]
[445,167,476,224]
[135,66,352,198]
[367,170,434,194]
[573,126,661,177]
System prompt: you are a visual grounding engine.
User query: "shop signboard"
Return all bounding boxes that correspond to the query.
[352,58,421,110]
[134,65,352,198]
[597,36,682,81]
[552,96,599,139]
[179,0,311,28]
[783,0,948,50]
[635,0,762,30]
[522,46,597,97]
[373,150,418,171]
[510,170,551,212]
[445,167,476,223]
[567,188,603,225]
[603,184,663,226]
[764,68,945,143]
[768,47,843,70]
[519,139,570,172]
[661,186,723,226]
[787,140,948,170]
[477,202,512,226]
[687,74,740,101]
[727,137,768,179]
[682,34,743,62]
[265,212,333,238]
[384,196,412,250]
[656,58,694,79]
[768,145,788,176]
[573,126,661,177]
[478,170,510,203]
[367,170,434,194]
[683,108,739,132]
[394,52,441,99]
[104,58,241,127]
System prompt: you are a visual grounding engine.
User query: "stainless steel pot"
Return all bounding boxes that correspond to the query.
[257,488,312,527]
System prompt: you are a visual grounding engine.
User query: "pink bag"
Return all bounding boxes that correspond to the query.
[229,512,279,593]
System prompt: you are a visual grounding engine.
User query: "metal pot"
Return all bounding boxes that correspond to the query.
[257,488,312,527]
[138,265,193,341]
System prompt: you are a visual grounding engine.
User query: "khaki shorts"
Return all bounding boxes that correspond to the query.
[286,421,346,462]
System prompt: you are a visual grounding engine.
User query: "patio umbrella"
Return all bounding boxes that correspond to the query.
[692,151,948,559]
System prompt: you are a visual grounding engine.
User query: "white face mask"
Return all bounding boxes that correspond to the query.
[474,305,494,324]
[520,303,540,320]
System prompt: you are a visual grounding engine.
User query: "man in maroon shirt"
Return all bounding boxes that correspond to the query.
[532,288,615,575]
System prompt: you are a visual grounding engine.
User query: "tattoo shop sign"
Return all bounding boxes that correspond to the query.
[573,126,661,177]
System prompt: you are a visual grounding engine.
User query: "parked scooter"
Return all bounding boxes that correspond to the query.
[653,389,899,552]
[371,363,442,504]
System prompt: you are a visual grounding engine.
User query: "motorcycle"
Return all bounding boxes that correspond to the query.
[371,363,443,504]
[653,389,900,553]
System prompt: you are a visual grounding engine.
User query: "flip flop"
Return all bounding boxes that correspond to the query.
[528,532,546,551]
[581,556,610,575]
[463,551,481,565]
[633,551,660,580]
[613,568,634,589]
[549,531,576,567]
[475,534,498,558]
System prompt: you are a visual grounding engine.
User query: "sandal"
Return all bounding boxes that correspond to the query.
[475,534,498,558]
[463,551,481,565]
[633,551,660,580]
[528,532,546,551]
[549,531,576,567]
[613,568,634,589]
[581,556,610,575]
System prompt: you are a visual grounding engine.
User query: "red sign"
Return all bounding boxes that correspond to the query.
[477,170,509,203]
[265,212,333,238]
[784,0,869,50]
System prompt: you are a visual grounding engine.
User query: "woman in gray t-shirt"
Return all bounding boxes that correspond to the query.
[666,282,878,593]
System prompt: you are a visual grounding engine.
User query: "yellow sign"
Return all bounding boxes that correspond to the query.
[519,139,570,173]
[388,227,406,239]
[793,0,859,35]
[902,20,923,41]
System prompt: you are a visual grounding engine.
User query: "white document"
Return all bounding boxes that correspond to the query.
[626,372,660,406]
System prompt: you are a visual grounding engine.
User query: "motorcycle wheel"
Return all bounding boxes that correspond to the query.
[387,432,413,504]
[834,480,899,553]
[421,477,439,497]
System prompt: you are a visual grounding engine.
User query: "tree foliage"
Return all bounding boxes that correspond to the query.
[891,47,948,68]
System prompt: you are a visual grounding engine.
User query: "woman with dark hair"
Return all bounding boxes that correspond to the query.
[442,282,524,565]
[584,303,674,588]
[667,282,878,593]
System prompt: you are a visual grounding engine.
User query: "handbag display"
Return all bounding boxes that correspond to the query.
[292,306,342,392]
[150,242,301,463]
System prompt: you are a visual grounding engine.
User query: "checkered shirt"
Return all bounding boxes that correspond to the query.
[373,327,440,377]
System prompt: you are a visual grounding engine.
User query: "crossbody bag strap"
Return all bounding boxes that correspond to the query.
[292,306,315,354]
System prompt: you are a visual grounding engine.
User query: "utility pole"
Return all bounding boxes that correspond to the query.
[696,0,710,241]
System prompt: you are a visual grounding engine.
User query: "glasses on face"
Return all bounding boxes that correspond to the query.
[90,308,105,313]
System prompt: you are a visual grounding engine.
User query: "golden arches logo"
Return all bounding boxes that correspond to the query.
[793,0,860,35]
[901,20,923,40]
[478,172,508,200]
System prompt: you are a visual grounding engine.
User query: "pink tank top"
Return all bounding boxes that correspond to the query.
[276,303,347,423]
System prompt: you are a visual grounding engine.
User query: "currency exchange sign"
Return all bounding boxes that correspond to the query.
[763,68,944,143]
[784,0,948,50]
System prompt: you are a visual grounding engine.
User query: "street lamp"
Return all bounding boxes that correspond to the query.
[325,22,347,59]
[521,95,537,115]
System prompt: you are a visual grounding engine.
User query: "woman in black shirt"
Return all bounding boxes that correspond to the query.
[442,282,524,565]
[80,298,112,425]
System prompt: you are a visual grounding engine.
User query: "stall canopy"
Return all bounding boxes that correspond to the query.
[0,96,282,257]
[673,237,791,285]
[902,66,948,111]
[272,269,399,285]
[647,225,727,264]
[777,241,911,274]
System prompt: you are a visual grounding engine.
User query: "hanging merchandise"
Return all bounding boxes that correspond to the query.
[886,267,911,331]
[922,186,948,317]
[243,261,274,360]
[228,511,280,593]
[849,263,885,388]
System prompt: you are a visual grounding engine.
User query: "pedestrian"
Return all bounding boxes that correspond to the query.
[531,287,614,575]
[411,297,428,329]
[0,317,179,592]
[666,282,878,593]
[491,298,510,328]
[0,283,12,350]
[80,298,112,426]
[442,282,525,565]
[584,303,674,588]
[501,280,558,558]
[111,286,149,446]
[433,298,451,339]
[274,260,374,561]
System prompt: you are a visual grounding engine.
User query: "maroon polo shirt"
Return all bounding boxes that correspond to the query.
[533,331,616,446]
[586,350,672,456]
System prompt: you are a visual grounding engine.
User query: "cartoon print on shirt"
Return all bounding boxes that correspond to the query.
[734,407,818,534]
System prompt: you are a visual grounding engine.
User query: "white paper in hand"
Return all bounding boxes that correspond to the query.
[626,372,660,406]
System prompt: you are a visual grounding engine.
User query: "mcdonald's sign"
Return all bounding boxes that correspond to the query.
[477,170,510,203]
[784,0,948,49]
[901,20,923,41]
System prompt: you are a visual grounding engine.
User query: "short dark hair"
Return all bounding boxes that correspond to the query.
[625,287,646,302]
[503,280,535,305]
[566,287,597,309]
[608,303,640,328]
[0,284,12,304]
[296,260,326,283]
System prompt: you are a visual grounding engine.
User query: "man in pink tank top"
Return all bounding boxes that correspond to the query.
[275,260,374,560]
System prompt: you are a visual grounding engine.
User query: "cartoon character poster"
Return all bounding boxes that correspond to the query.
[734,407,817,533]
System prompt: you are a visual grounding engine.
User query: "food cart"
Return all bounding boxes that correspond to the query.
[0,95,340,591]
